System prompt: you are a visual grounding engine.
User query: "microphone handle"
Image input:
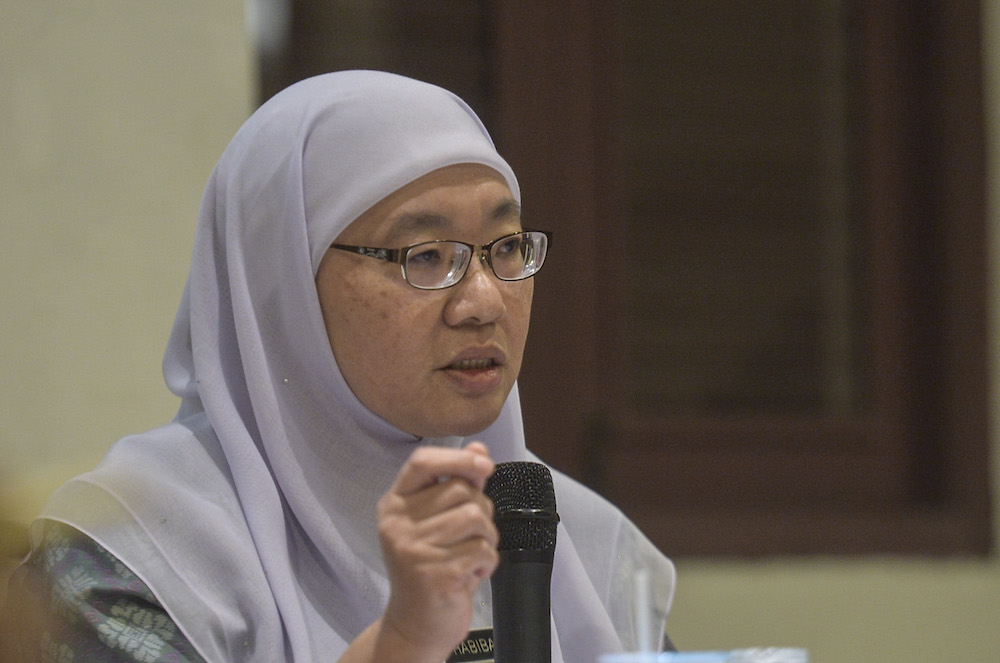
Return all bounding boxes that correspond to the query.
[491,554,553,663]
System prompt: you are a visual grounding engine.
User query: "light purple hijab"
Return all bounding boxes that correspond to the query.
[35,71,675,662]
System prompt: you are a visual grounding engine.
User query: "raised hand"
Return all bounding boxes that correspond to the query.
[372,442,499,663]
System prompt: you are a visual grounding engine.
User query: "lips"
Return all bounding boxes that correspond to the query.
[440,347,507,393]
[448,358,497,370]
[442,346,506,371]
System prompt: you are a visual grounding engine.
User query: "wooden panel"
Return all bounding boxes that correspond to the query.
[270,0,992,555]
[618,0,861,416]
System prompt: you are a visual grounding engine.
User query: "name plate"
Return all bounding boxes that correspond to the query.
[447,628,494,663]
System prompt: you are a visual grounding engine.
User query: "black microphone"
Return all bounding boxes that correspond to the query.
[484,461,560,663]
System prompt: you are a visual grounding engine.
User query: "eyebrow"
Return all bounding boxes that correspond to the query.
[490,199,522,221]
[386,199,522,244]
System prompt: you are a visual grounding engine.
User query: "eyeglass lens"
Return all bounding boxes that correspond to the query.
[403,231,547,289]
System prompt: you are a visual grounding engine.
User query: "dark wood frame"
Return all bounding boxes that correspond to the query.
[266,0,992,555]
[494,0,992,555]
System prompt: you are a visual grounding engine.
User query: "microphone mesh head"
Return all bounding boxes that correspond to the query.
[484,461,559,552]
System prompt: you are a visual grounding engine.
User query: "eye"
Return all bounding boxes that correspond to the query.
[408,245,445,267]
[494,235,524,258]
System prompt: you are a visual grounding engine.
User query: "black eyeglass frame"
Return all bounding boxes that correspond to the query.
[329,229,553,290]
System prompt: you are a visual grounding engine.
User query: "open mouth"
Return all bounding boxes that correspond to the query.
[447,358,500,371]
[440,352,505,392]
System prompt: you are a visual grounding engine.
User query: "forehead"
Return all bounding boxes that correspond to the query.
[338,164,520,245]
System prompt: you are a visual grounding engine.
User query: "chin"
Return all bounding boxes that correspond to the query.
[426,402,506,438]
[436,416,500,438]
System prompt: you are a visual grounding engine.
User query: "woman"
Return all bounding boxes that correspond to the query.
[7,71,674,662]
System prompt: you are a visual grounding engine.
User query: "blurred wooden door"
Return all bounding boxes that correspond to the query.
[263,0,991,555]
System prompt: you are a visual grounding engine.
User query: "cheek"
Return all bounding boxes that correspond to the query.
[503,280,534,369]
[329,280,396,363]
[323,273,432,396]
[508,280,534,341]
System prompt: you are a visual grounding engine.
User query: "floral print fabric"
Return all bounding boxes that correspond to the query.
[5,522,206,662]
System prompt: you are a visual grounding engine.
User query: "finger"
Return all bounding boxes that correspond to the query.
[465,441,490,458]
[400,536,500,588]
[393,446,494,496]
[414,499,499,548]
[448,537,501,581]
[401,476,493,520]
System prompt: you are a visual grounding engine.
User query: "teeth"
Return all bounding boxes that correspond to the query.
[451,358,494,370]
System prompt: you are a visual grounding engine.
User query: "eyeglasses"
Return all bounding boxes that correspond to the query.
[330,230,552,290]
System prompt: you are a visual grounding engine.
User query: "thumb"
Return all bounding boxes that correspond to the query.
[464,441,492,460]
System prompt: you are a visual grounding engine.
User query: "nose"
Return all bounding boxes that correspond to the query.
[443,251,505,326]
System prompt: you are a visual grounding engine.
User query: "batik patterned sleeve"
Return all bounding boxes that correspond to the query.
[5,521,207,663]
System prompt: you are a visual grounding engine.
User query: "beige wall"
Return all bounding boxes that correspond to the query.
[0,1,254,518]
[1,2,998,662]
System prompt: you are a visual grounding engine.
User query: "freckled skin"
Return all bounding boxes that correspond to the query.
[316,164,533,438]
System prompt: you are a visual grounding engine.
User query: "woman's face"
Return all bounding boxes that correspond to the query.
[316,164,533,438]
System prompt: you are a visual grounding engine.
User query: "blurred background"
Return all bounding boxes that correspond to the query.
[2,1,998,660]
